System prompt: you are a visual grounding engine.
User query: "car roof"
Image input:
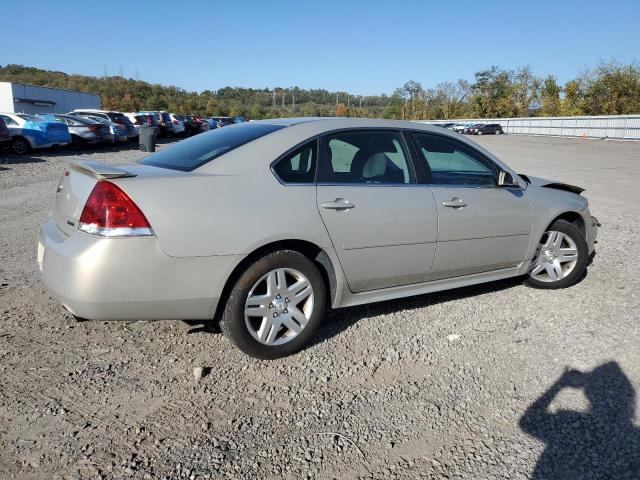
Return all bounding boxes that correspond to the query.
[249,116,463,130]
[71,109,120,114]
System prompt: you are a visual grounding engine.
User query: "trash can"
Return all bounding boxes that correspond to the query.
[139,125,156,152]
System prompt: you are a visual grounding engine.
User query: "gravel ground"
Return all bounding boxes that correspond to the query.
[1,135,639,480]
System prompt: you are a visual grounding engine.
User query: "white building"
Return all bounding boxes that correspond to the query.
[0,82,100,114]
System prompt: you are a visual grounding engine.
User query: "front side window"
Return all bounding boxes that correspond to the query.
[272,141,316,184]
[412,132,497,186]
[141,122,284,171]
[319,130,415,184]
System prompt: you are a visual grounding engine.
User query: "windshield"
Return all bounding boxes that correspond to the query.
[140,123,284,171]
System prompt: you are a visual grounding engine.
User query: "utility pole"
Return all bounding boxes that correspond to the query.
[336,93,339,105]
[347,96,350,108]
[359,96,362,109]
[119,66,123,78]
[282,92,285,109]
[272,91,276,108]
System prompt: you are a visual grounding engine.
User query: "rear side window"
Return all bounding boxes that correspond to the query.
[319,130,415,184]
[141,123,284,171]
[272,141,317,184]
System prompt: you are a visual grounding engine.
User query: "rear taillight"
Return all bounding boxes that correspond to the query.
[88,125,101,132]
[78,181,153,237]
[172,120,179,125]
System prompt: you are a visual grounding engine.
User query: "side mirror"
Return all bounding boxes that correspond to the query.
[498,171,519,187]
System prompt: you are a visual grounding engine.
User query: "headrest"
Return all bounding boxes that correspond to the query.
[362,153,388,178]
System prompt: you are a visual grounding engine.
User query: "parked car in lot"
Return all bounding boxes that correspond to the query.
[168,114,186,136]
[0,116,10,147]
[0,113,70,153]
[38,118,598,359]
[82,115,128,143]
[69,110,137,141]
[137,111,174,137]
[473,123,504,135]
[38,114,112,148]
[464,123,484,134]
[452,123,471,134]
[126,113,160,137]
[200,117,216,131]
[210,116,235,129]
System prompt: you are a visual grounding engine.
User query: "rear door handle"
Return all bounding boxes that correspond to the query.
[442,198,467,208]
[322,198,355,210]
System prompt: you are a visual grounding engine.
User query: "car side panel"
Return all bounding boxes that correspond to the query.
[516,185,591,274]
[115,173,333,258]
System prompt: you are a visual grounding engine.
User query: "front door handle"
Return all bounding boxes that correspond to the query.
[322,198,355,210]
[442,198,467,208]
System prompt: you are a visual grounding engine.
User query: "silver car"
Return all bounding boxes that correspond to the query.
[38,118,598,359]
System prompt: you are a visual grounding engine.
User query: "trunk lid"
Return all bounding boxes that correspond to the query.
[53,160,137,236]
[45,122,71,143]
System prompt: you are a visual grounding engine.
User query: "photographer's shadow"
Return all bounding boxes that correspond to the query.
[519,362,640,479]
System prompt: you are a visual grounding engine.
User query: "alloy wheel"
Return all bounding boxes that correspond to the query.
[529,230,579,282]
[244,268,314,346]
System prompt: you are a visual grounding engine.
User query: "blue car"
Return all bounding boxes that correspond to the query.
[0,113,70,154]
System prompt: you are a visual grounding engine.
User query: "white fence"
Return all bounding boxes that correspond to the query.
[418,115,640,140]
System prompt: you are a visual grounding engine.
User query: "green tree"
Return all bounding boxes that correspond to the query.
[541,75,562,116]
[583,61,640,115]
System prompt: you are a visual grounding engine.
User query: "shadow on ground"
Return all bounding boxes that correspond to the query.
[520,362,640,479]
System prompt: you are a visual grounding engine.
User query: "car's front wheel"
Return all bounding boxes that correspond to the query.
[524,219,589,289]
[220,250,326,359]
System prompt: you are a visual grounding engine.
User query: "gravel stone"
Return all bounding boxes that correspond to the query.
[1,136,639,478]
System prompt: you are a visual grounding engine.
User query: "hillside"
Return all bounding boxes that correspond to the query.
[1,62,638,119]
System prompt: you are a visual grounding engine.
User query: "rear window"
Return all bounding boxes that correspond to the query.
[109,113,132,125]
[140,123,285,171]
[18,114,45,122]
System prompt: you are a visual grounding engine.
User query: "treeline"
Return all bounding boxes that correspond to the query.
[0,61,638,120]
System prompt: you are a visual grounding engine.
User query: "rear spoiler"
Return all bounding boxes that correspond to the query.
[70,160,136,179]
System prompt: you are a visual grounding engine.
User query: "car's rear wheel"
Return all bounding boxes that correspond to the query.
[220,250,326,359]
[524,219,588,289]
[11,137,31,154]
[495,129,501,135]
[477,131,483,135]
[69,135,82,150]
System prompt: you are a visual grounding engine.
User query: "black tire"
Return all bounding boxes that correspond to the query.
[524,219,589,290]
[139,144,147,152]
[69,135,82,151]
[11,137,31,154]
[220,250,326,359]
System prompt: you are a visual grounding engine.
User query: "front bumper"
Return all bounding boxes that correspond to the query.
[38,219,241,321]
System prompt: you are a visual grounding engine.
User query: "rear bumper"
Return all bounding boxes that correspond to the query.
[37,219,242,321]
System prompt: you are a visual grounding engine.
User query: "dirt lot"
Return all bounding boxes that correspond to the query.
[1,135,639,480]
